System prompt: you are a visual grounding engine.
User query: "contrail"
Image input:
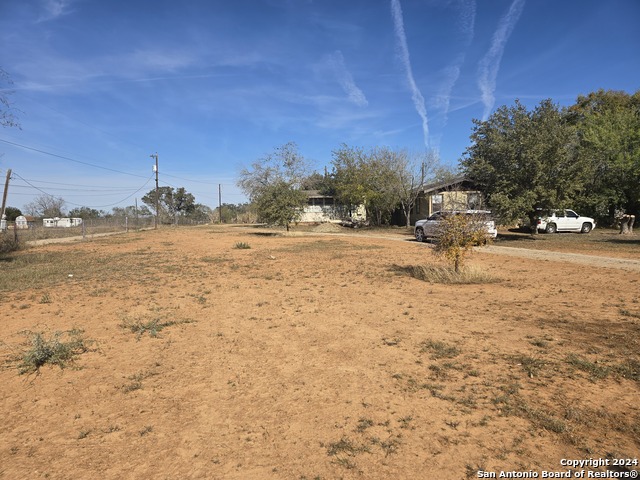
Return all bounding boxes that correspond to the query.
[391,0,429,148]
[437,0,476,124]
[477,0,525,120]
[327,51,368,107]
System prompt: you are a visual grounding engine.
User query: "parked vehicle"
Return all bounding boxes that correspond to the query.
[414,210,497,242]
[536,209,595,234]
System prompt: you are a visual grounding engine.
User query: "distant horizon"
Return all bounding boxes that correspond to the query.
[1,0,638,212]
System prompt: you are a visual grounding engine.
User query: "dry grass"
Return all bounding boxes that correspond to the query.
[1,225,638,479]
[496,228,640,257]
[394,263,499,284]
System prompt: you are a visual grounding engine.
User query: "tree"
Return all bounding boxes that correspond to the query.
[461,99,581,233]
[174,187,196,218]
[187,203,213,223]
[68,207,104,219]
[331,145,437,226]
[214,203,255,224]
[384,148,437,228]
[567,89,640,223]
[141,186,197,224]
[3,206,22,221]
[238,142,309,198]
[1,68,20,129]
[254,180,307,231]
[331,144,399,226]
[25,194,66,218]
[238,142,310,230]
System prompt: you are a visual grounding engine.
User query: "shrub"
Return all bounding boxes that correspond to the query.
[234,242,251,249]
[0,232,22,255]
[17,329,90,374]
[120,316,193,339]
[433,213,491,272]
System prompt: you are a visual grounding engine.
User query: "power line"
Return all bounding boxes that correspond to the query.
[8,178,145,189]
[0,137,148,178]
[12,171,154,208]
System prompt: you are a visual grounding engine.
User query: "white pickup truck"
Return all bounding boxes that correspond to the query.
[536,209,595,234]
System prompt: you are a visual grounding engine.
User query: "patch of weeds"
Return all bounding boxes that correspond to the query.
[420,339,460,359]
[613,359,640,382]
[521,404,567,433]
[355,418,374,433]
[77,429,91,439]
[492,383,521,416]
[375,436,402,457]
[565,354,609,380]
[16,329,91,375]
[120,315,194,340]
[429,363,454,380]
[620,308,640,319]
[139,425,153,436]
[121,370,155,393]
[331,457,357,470]
[492,383,566,433]
[397,415,414,429]
[39,293,52,304]
[445,419,460,430]
[529,338,550,348]
[466,462,488,479]
[512,354,546,378]
[0,233,22,255]
[326,436,364,457]
[234,242,251,249]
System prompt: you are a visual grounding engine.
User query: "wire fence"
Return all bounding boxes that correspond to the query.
[2,216,211,243]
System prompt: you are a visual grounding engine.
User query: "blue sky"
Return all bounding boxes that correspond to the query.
[1,0,638,212]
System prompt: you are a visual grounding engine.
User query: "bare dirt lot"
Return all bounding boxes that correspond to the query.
[1,225,639,480]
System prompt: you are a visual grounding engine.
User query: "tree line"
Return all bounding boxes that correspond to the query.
[5,186,213,225]
[239,89,639,231]
[462,89,639,230]
[238,141,446,230]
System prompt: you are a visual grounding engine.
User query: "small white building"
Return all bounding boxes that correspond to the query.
[15,215,29,229]
[299,191,367,224]
[43,217,83,228]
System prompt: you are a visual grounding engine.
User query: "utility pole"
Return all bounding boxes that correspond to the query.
[1,169,12,231]
[218,184,222,224]
[150,153,159,229]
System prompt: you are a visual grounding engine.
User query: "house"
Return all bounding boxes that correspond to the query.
[409,176,486,225]
[299,190,367,224]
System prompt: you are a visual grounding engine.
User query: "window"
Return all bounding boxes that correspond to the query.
[431,194,443,213]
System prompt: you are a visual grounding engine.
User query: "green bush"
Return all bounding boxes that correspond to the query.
[17,329,90,374]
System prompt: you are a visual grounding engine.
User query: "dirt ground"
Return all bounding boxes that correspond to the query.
[1,225,639,480]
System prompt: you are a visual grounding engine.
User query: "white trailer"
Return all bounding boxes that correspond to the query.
[43,217,83,228]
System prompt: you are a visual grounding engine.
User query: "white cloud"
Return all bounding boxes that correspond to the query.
[477,0,525,120]
[325,51,368,107]
[38,0,75,22]
[390,0,430,148]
